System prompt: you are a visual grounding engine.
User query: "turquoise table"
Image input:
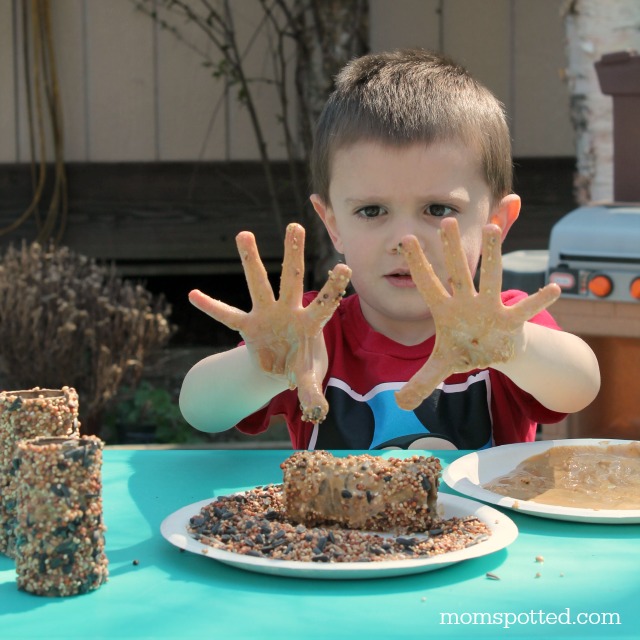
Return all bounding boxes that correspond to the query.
[1,449,638,640]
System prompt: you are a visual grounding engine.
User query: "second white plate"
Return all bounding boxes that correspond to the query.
[442,438,640,524]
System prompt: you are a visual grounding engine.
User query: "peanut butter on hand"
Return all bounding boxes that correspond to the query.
[483,442,640,510]
[188,223,352,425]
[395,219,560,411]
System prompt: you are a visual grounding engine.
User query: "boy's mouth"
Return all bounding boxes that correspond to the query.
[385,270,416,288]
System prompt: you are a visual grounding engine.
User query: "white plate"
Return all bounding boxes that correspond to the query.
[443,438,640,524]
[160,492,517,580]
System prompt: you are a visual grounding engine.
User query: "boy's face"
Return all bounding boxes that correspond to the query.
[311,140,519,344]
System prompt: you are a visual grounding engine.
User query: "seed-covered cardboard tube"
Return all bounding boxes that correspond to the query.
[14,436,108,596]
[0,388,80,557]
[281,451,441,532]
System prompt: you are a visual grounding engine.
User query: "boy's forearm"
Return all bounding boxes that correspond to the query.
[179,346,289,433]
[492,323,600,414]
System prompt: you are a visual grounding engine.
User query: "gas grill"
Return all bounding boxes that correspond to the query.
[540,50,640,442]
[547,204,640,302]
[546,50,640,305]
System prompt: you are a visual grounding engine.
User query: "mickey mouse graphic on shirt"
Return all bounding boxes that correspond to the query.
[308,371,494,451]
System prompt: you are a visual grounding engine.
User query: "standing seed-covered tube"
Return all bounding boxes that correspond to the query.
[0,387,80,557]
[14,436,108,596]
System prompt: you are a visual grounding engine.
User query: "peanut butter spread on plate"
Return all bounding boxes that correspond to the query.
[483,443,640,510]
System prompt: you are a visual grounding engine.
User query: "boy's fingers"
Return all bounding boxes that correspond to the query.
[395,354,452,411]
[297,372,330,424]
[508,283,562,326]
[188,289,247,332]
[304,263,352,333]
[398,235,448,306]
[478,224,504,297]
[440,218,476,296]
[292,341,330,424]
[279,223,306,307]
[236,231,275,309]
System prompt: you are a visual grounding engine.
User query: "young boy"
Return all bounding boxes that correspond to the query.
[180,49,600,450]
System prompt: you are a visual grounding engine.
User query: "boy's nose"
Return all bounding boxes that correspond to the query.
[387,216,429,254]
[390,232,426,256]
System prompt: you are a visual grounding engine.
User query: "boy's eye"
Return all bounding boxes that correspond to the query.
[355,205,385,219]
[426,204,454,217]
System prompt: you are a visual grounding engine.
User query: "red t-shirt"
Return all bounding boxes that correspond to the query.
[237,290,566,450]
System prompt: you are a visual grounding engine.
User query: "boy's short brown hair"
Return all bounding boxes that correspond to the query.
[311,49,513,205]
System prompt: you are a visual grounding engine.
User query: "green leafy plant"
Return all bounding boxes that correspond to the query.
[103,381,202,444]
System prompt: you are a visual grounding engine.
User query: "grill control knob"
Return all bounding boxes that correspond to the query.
[630,278,640,300]
[588,274,613,298]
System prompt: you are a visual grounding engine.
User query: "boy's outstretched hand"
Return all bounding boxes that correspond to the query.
[395,218,561,411]
[188,223,351,424]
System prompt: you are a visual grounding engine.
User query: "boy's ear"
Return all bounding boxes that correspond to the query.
[490,194,520,241]
[310,194,344,254]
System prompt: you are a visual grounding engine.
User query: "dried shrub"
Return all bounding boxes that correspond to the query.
[0,243,172,430]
